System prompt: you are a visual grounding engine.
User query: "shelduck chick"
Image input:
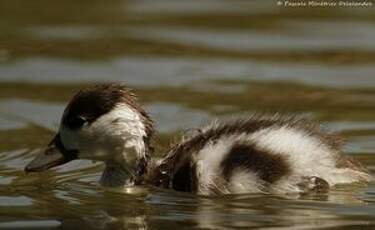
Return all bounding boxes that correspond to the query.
[25,84,370,195]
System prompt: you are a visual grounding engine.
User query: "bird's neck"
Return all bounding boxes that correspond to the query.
[99,141,151,187]
[100,159,133,187]
[100,160,148,187]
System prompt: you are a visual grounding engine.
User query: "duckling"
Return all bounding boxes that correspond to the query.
[25,84,370,195]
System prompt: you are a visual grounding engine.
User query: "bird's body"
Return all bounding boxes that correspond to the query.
[25,84,370,195]
[146,116,369,195]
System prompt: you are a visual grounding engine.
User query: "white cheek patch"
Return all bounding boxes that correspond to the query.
[58,103,148,162]
[94,104,146,136]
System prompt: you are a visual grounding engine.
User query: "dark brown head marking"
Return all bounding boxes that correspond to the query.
[62,84,154,138]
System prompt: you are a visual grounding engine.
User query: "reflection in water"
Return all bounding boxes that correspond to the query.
[0,220,61,229]
[193,191,374,230]
[94,188,375,230]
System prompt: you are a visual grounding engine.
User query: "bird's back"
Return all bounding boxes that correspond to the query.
[149,115,370,195]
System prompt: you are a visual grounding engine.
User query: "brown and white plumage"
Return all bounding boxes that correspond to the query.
[25,84,371,195]
[150,116,370,195]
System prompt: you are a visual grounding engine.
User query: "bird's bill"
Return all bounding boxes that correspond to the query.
[25,134,78,172]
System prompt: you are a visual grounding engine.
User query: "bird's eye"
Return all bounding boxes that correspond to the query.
[69,116,87,129]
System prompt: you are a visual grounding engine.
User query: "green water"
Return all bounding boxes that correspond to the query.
[0,0,375,229]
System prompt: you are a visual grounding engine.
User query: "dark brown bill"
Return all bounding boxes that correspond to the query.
[25,134,78,172]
